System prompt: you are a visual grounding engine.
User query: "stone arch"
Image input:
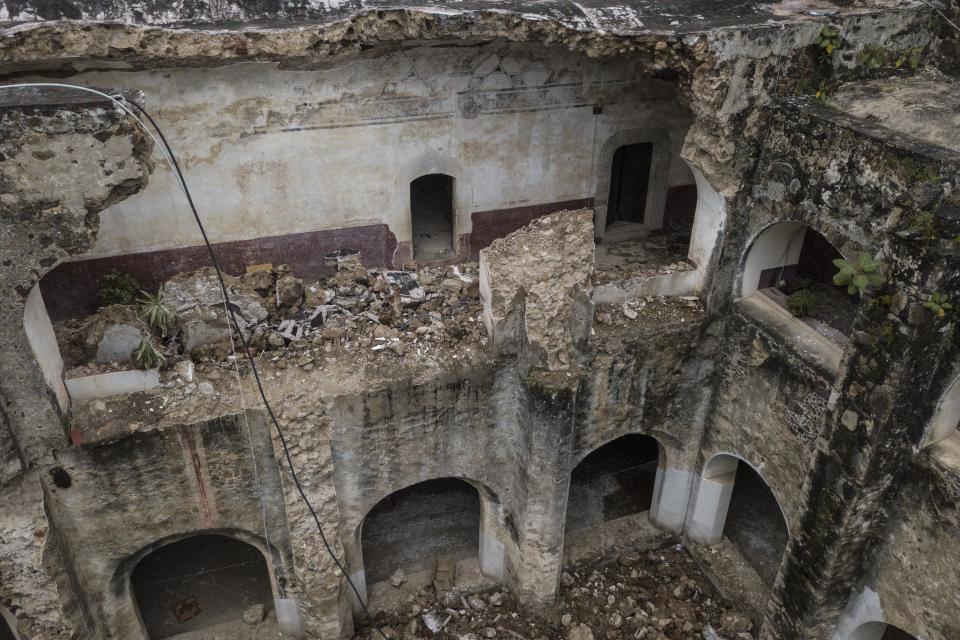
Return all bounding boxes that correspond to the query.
[348,476,506,612]
[738,220,859,344]
[687,453,789,588]
[563,434,689,560]
[0,605,23,640]
[593,128,675,237]
[739,220,852,299]
[849,621,920,640]
[925,375,960,446]
[113,528,287,639]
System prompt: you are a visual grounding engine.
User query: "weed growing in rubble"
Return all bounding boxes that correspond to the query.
[923,293,953,319]
[909,210,938,239]
[787,289,817,317]
[98,270,141,306]
[139,285,174,333]
[833,253,886,295]
[817,25,842,57]
[133,337,166,370]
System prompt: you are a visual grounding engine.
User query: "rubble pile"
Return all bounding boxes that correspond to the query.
[359,545,756,640]
[55,253,487,378]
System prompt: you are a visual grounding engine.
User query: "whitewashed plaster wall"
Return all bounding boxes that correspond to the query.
[43,43,694,258]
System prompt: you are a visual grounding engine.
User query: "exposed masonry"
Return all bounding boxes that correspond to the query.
[1,2,960,640]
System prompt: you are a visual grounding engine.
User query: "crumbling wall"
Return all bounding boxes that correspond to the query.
[480,209,594,371]
[41,412,296,639]
[0,86,152,640]
[832,459,960,640]
[30,46,695,319]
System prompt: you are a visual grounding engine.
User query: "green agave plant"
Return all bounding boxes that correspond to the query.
[833,253,886,295]
[139,285,175,333]
[133,337,166,370]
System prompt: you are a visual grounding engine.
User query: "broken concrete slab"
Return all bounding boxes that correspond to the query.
[95,324,142,364]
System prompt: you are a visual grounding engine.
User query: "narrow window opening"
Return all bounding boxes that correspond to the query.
[606,143,653,227]
[411,174,454,262]
[131,534,273,639]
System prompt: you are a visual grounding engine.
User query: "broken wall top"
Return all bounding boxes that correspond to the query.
[480,208,594,372]
[0,0,893,32]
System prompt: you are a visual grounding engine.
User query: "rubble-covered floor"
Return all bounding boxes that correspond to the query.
[593,233,694,288]
[357,544,757,640]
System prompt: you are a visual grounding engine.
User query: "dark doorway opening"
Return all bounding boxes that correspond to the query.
[565,434,661,533]
[0,611,16,640]
[723,463,789,588]
[607,143,653,227]
[362,478,480,584]
[881,626,919,640]
[131,534,273,639]
[411,174,454,262]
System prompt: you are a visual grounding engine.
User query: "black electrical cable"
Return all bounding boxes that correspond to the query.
[126,101,388,640]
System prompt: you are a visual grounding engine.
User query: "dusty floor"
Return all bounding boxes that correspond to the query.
[593,233,694,287]
[358,544,757,640]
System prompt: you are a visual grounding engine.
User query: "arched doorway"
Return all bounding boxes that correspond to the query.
[131,534,274,638]
[563,434,665,561]
[411,174,455,261]
[741,222,857,344]
[361,478,481,585]
[688,455,789,588]
[0,605,20,640]
[607,143,654,228]
[850,621,920,640]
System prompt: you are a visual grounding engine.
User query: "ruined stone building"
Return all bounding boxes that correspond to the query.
[1,0,959,639]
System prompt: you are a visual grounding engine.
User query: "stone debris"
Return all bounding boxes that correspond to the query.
[95,324,143,364]
[55,256,486,383]
[359,546,756,640]
[480,209,594,370]
[390,567,408,588]
[242,603,265,625]
[422,610,452,633]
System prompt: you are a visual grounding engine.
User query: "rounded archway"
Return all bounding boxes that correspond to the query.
[361,477,482,586]
[850,621,919,640]
[0,605,21,640]
[566,434,663,532]
[688,454,789,588]
[740,221,857,343]
[130,533,274,639]
[563,434,666,561]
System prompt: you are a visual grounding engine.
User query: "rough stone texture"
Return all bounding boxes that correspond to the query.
[1,4,960,640]
[0,87,153,640]
[480,209,594,371]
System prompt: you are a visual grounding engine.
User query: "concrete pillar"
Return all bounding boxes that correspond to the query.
[508,376,579,604]
[478,497,508,581]
[649,465,695,534]
[686,455,738,544]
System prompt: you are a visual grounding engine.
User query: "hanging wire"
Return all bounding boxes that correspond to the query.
[0,82,387,639]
